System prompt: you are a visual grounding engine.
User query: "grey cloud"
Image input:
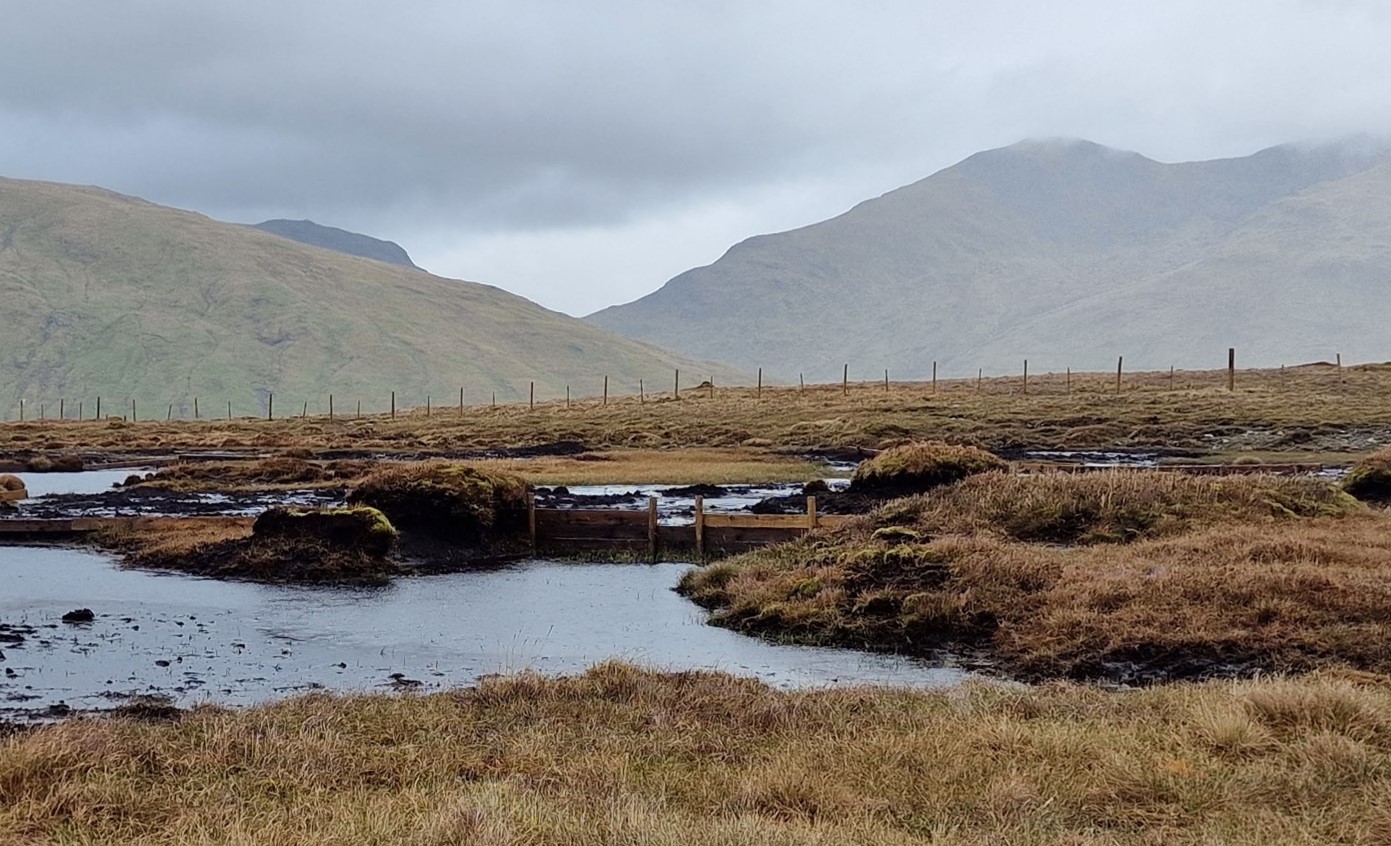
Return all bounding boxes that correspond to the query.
[2,0,1390,313]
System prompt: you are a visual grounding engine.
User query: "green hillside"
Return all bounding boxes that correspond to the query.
[589,140,1391,379]
[0,177,743,419]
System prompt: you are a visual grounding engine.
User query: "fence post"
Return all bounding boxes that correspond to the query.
[566,386,570,408]
[842,364,848,396]
[757,368,762,399]
[1337,353,1343,385]
[391,391,396,419]
[356,400,362,419]
[1169,367,1174,392]
[459,387,464,415]
[807,495,817,531]
[528,495,538,554]
[426,396,431,417]
[530,382,534,410]
[301,401,308,419]
[708,378,714,400]
[228,401,233,420]
[1228,348,1235,392]
[19,398,23,421]
[674,369,680,399]
[694,496,705,562]
[603,376,608,407]
[1023,360,1028,396]
[884,369,889,392]
[1116,356,1123,394]
[492,392,496,408]
[96,396,101,419]
[329,394,334,420]
[268,393,274,420]
[639,379,644,404]
[194,397,199,420]
[1066,368,1071,395]
[78,401,83,420]
[647,496,659,563]
[799,373,804,392]
[932,361,937,395]
[132,399,136,422]
[167,403,172,421]
[977,369,982,394]
[60,399,65,420]
[40,404,44,421]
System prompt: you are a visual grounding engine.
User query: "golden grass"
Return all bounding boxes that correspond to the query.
[682,472,1386,680]
[470,448,837,485]
[2,663,1389,845]
[3,363,1390,458]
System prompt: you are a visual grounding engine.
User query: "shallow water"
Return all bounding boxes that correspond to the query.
[555,480,850,525]
[0,546,967,718]
[9,468,153,498]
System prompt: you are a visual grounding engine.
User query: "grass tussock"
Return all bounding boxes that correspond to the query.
[108,510,401,585]
[22,452,84,472]
[347,461,529,545]
[681,472,1383,681]
[0,474,23,492]
[1343,447,1391,503]
[2,664,1390,845]
[849,440,1006,495]
[127,457,371,491]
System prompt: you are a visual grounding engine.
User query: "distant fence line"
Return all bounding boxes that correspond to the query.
[0,349,1365,424]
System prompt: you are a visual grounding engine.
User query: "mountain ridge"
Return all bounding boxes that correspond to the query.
[251,218,421,270]
[589,138,1391,379]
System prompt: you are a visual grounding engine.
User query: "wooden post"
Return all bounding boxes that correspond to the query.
[566,386,570,408]
[390,391,395,419]
[194,397,199,420]
[1023,360,1028,396]
[60,398,64,420]
[1116,356,1123,394]
[131,399,136,422]
[492,392,496,408]
[674,369,680,399]
[528,495,538,554]
[639,379,644,404]
[268,393,273,420]
[18,398,23,421]
[39,403,44,421]
[932,361,937,395]
[167,403,172,421]
[459,387,464,415]
[356,400,362,419]
[78,401,83,420]
[1228,348,1235,392]
[977,368,982,394]
[884,369,889,392]
[757,368,762,398]
[228,401,233,420]
[708,378,714,399]
[530,382,534,410]
[301,401,308,419]
[842,364,848,396]
[1337,353,1343,385]
[799,373,804,392]
[807,495,817,532]
[1066,368,1071,395]
[426,396,431,417]
[329,394,334,420]
[647,496,659,563]
[96,396,100,419]
[603,376,608,406]
[694,496,705,562]
[1169,366,1174,392]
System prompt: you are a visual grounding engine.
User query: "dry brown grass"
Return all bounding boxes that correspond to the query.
[3,363,1390,458]
[2,663,1389,845]
[682,472,1386,681]
[850,440,1007,495]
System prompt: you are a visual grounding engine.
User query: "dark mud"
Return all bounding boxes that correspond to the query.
[8,486,343,519]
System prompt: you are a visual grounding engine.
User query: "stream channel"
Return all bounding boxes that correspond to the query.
[1,470,966,721]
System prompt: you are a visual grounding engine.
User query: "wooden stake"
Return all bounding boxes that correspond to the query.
[977,368,982,394]
[329,394,334,419]
[194,397,199,419]
[528,495,538,554]
[674,369,680,399]
[932,361,937,395]
[228,401,233,420]
[492,392,496,408]
[96,396,100,419]
[78,401,83,420]
[1337,353,1343,384]
[60,399,64,419]
[1228,348,1235,392]
[884,369,889,392]
[799,373,804,392]
[167,404,172,421]
[708,378,714,399]
[426,396,431,417]
[18,399,23,421]
[694,496,705,562]
[132,399,136,422]
[842,364,848,396]
[530,382,534,410]
[807,495,817,532]
[1169,366,1174,391]
[1116,356,1123,394]
[566,386,570,408]
[391,391,396,419]
[39,404,44,421]
[356,400,362,419]
[603,376,608,406]
[301,401,308,419]
[459,387,464,415]
[647,496,659,563]
[1066,368,1071,395]
[268,393,274,420]
[1023,360,1028,396]
[757,368,762,398]
[640,379,644,404]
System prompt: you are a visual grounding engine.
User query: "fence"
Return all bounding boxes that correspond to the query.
[0,348,1370,424]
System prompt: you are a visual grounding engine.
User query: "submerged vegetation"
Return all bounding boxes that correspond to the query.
[3,663,1389,845]
[682,471,1386,682]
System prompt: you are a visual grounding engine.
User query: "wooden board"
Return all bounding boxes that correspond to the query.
[0,488,27,503]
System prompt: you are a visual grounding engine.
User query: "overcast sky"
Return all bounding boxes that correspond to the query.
[3,0,1390,315]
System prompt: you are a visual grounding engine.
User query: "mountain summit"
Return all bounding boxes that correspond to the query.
[251,219,421,270]
[589,139,1391,378]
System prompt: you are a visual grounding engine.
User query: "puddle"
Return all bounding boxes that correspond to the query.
[6,468,155,499]
[0,546,968,719]
[545,481,850,525]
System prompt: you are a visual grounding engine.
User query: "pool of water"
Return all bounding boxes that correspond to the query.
[553,481,850,525]
[0,547,968,719]
[8,468,154,498]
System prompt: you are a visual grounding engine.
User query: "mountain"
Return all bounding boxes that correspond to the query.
[0,177,743,418]
[251,218,421,270]
[589,139,1391,379]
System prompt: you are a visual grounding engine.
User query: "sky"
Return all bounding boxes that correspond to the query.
[3,0,1391,316]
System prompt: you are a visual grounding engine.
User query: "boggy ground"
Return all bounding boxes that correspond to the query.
[681,471,1391,684]
[2,663,1389,845]
[2,363,1390,460]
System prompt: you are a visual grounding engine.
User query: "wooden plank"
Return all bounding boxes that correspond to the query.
[705,526,811,546]
[703,513,818,530]
[0,489,27,503]
[536,509,652,529]
[542,524,651,541]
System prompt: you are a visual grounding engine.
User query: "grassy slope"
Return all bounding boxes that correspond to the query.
[590,140,1391,379]
[0,177,744,418]
[3,664,1389,844]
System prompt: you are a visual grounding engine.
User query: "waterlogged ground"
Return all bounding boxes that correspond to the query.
[0,546,968,720]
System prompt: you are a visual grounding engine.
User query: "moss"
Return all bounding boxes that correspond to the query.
[347,461,530,545]
[1342,448,1391,503]
[850,441,1006,496]
[252,506,398,556]
[870,526,921,543]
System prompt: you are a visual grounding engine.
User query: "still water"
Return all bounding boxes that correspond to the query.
[0,547,968,718]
